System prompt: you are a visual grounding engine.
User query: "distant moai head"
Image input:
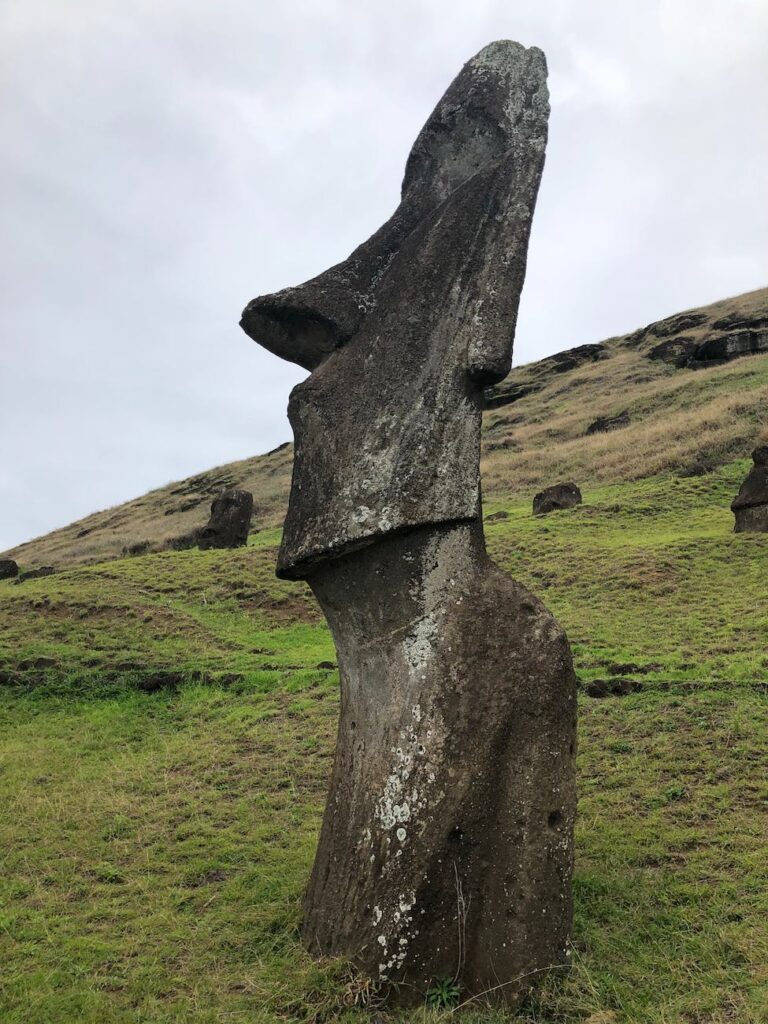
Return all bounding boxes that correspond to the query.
[241,41,549,578]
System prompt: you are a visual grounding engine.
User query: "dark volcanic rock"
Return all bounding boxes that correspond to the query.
[307,521,576,1008]
[533,482,583,516]
[646,311,708,338]
[245,44,551,578]
[484,343,607,408]
[679,460,713,478]
[540,342,608,374]
[712,312,768,332]
[695,329,768,362]
[484,382,542,409]
[0,559,19,580]
[197,489,253,550]
[733,506,768,532]
[485,509,509,522]
[240,40,576,1008]
[647,336,699,367]
[122,541,151,557]
[586,410,630,435]
[585,678,643,698]
[137,671,186,693]
[732,447,768,533]
[14,566,56,584]
[641,306,768,369]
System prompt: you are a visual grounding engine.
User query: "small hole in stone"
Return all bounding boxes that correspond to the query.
[350,721,356,730]
[548,810,563,828]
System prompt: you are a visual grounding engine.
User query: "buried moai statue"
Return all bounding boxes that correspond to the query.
[197,488,253,549]
[731,446,768,533]
[240,41,577,1007]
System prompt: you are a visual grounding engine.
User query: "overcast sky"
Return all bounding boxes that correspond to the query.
[1,0,766,551]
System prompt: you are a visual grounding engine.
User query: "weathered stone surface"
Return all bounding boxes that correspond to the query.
[733,505,768,532]
[14,566,56,584]
[645,311,708,338]
[0,559,18,580]
[696,329,768,362]
[585,677,643,698]
[484,381,542,410]
[197,489,253,550]
[243,41,550,578]
[485,343,607,408]
[732,447,768,533]
[240,39,576,1007]
[647,336,699,367]
[638,305,768,370]
[586,411,630,435]
[533,482,583,516]
[304,520,576,1002]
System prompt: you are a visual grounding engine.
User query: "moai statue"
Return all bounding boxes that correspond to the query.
[241,40,576,1008]
[197,489,253,549]
[732,446,768,532]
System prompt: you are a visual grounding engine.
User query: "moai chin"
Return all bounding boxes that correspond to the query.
[241,40,577,1008]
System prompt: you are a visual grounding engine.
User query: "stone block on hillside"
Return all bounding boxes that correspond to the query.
[0,559,19,580]
[647,336,699,367]
[533,482,583,516]
[586,410,630,435]
[197,489,253,550]
[732,447,768,533]
[14,566,56,584]
[696,328,768,362]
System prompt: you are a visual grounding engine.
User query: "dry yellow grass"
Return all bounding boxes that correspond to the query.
[482,354,768,497]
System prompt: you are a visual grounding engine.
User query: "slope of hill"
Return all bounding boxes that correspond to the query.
[4,286,767,570]
[1,289,767,1024]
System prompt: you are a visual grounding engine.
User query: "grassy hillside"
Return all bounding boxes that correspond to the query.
[1,463,767,1023]
[4,286,767,570]
[1,289,767,1022]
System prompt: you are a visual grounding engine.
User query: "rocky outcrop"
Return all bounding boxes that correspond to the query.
[696,327,768,362]
[586,411,630,435]
[732,446,768,533]
[197,489,253,550]
[14,566,56,584]
[240,40,576,1008]
[533,482,583,516]
[485,342,607,408]
[0,559,18,580]
[585,677,643,698]
[647,336,700,367]
[639,307,768,368]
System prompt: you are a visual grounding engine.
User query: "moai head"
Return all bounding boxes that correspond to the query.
[241,41,549,578]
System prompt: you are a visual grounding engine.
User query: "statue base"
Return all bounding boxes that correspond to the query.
[302,520,577,1007]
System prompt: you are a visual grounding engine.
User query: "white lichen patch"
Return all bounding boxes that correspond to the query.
[402,614,438,674]
[376,887,417,979]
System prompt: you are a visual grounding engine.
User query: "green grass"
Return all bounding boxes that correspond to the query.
[1,460,766,1022]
